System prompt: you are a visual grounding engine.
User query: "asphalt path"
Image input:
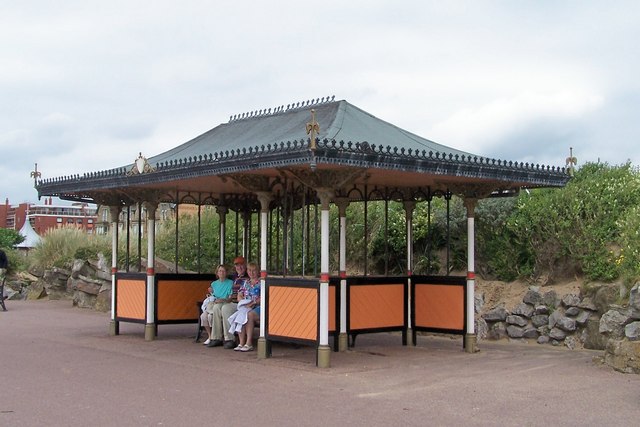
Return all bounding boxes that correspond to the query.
[1,300,638,426]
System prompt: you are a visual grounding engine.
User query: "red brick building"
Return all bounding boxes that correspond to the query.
[1,197,97,235]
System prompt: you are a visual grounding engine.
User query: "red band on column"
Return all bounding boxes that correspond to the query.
[320,273,330,282]
[111,267,118,274]
[467,271,475,280]
[260,270,268,279]
[147,268,155,276]
[407,270,412,276]
[339,271,346,278]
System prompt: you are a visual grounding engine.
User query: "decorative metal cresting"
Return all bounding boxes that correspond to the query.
[30,163,41,187]
[565,147,577,177]
[306,109,320,151]
[127,152,156,176]
[228,95,335,123]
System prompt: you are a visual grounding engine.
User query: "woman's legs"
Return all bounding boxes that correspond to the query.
[200,311,212,342]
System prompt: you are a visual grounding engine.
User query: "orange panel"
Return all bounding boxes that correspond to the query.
[268,286,317,340]
[414,284,464,330]
[157,280,211,321]
[350,284,404,330]
[328,285,336,333]
[117,279,146,320]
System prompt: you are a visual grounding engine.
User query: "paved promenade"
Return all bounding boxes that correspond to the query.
[1,300,638,426]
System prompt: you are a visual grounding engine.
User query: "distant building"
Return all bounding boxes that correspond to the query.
[1,197,97,235]
[94,203,200,236]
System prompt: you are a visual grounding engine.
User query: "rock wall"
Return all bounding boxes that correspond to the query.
[479,282,640,374]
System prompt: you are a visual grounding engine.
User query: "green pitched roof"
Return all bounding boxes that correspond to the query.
[148,98,473,166]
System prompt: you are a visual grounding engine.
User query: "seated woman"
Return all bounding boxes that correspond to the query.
[231,262,261,352]
[200,264,234,347]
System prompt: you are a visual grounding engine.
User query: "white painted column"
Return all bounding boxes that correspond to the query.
[464,198,478,353]
[109,206,121,336]
[217,205,227,264]
[334,197,349,351]
[317,189,333,368]
[256,192,272,359]
[144,202,157,341]
[403,201,415,346]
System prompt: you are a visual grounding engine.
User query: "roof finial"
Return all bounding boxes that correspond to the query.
[565,147,577,176]
[306,109,320,151]
[30,162,42,187]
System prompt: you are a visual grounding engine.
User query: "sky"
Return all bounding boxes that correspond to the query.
[2,1,639,205]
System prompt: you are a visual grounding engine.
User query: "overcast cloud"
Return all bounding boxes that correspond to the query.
[1,1,639,204]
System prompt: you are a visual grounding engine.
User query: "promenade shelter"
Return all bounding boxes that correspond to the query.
[36,97,570,367]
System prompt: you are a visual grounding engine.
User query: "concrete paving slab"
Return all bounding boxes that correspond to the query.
[1,300,638,426]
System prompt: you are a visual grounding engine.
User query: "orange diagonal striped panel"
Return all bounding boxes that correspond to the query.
[268,286,318,341]
[328,284,336,333]
[157,279,211,321]
[349,284,404,330]
[414,284,464,330]
[117,279,146,320]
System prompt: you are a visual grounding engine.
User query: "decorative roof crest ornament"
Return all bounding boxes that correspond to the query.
[128,152,156,176]
[30,162,42,187]
[565,147,577,177]
[306,108,320,151]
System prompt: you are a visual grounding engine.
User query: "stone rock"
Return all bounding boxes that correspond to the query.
[599,308,632,340]
[26,280,47,300]
[506,315,528,327]
[3,286,18,300]
[575,310,591,326]
[72,290,96,309]
[506,325,525,338]
[594,284,619,315]
[551,339,561,346]
[577,297,597,312]
[488,322,507,340]
[604,339,640,374]
[475,292,484,313]
[534,305,549,315]
[71,259,95,279]
[523,287,543,306]
[537,335,550,344]
[43,267,72,300]
[523,327,539,339]
[531,314,549,328]
[555,317,576,334]
[548,310,564,329]
[476,318,488,340]
[549,327,567,341]
[625,321,640,341]
[583,318,608,350]
[483,307,508,322]
[512,303,534,318]
[562,294,581,308]
[564,335,579,350]
[630,283,640,320]
[543,290,558,308]
[565,307,580,317]
[71,276,104,296]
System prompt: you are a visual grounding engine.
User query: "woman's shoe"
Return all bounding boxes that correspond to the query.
[203,338,211,345]
[233,344,244,351]
[240,345,253,352]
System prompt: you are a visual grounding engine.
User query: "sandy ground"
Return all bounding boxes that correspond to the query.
[1,300,639,427]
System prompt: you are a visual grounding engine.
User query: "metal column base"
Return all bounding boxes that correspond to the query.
[109,320,119,336]
[257,337,269,359]
[317,345,331,368]
[464,334,478,353]
[338,333,348,352]
[406,328,414,346]
[144,323,156,341]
